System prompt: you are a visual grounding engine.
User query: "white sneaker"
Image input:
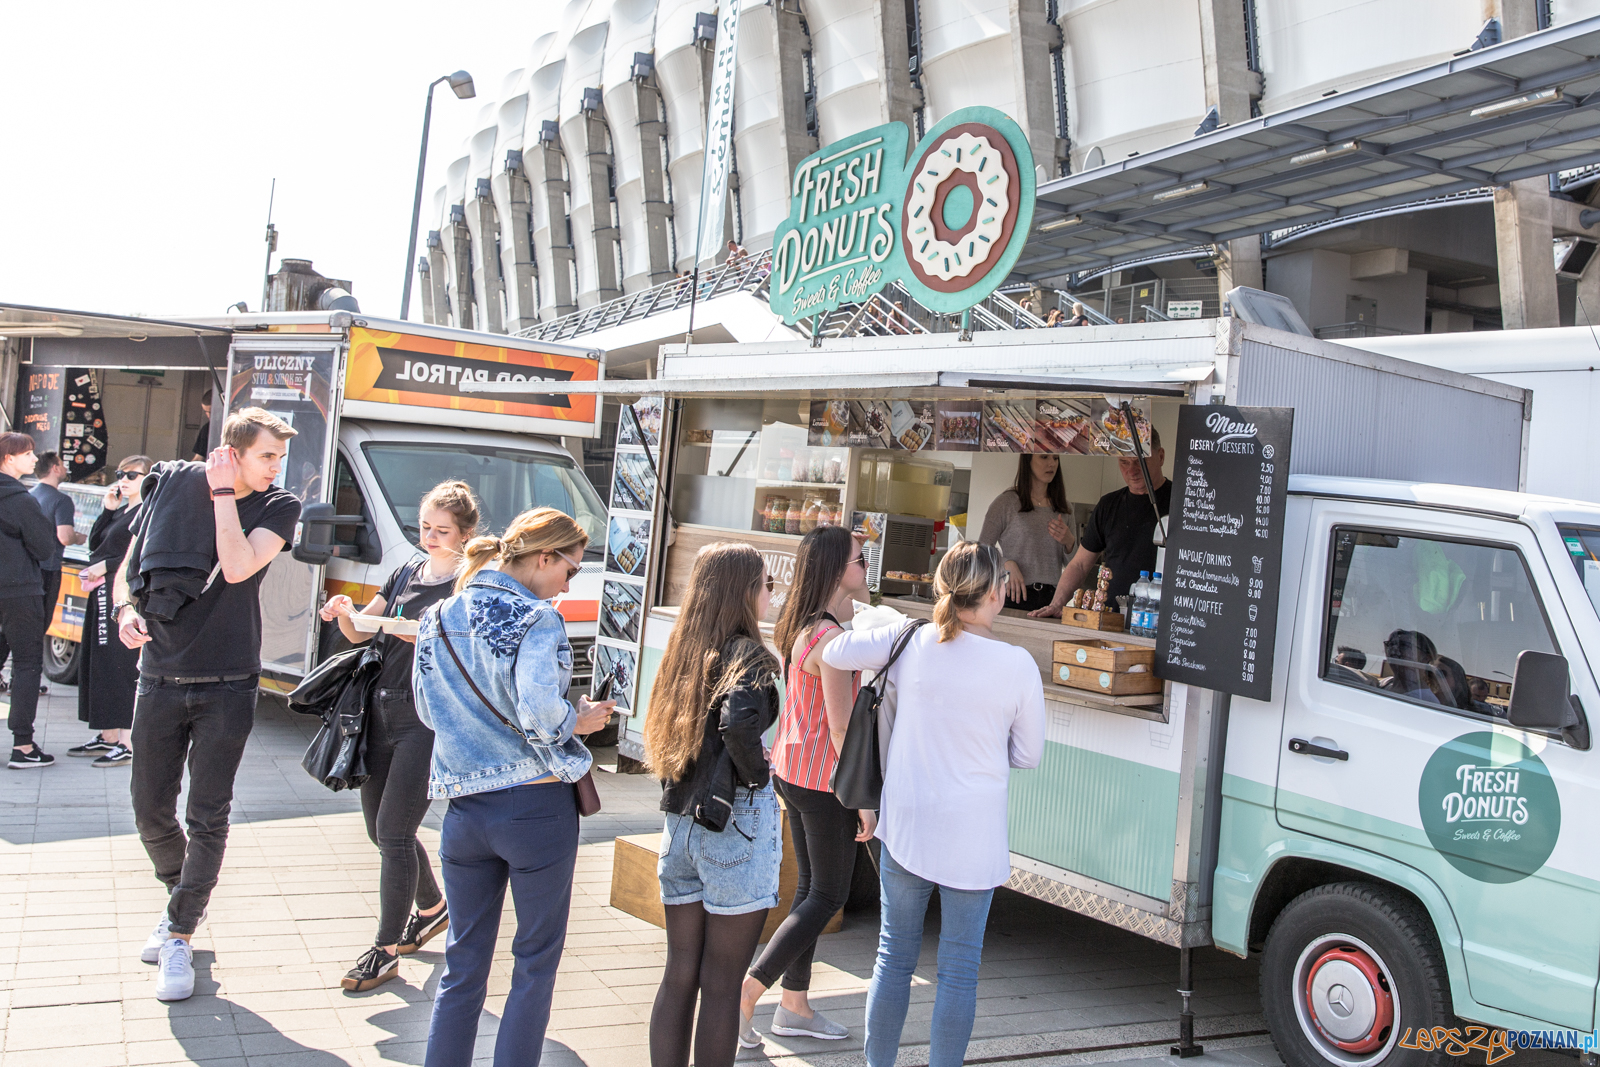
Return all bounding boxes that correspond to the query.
[140,907,206,964]
[155,938,194,1001]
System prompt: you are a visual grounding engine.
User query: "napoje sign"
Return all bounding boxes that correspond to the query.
[1155,405,1294,702]
[770,107,1036,323]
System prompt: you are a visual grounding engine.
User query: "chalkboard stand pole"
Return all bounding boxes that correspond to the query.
[1171,947,1205,1057]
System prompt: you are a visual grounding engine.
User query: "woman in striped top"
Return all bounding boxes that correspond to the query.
[740,525,872,1041]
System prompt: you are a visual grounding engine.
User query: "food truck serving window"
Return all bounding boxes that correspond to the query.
[364,443,607,558]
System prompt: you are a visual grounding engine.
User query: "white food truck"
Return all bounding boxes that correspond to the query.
[11,308,607,692]
[584,316,1600,1066]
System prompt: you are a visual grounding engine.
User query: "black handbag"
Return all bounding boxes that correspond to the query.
[298,641,382,791]
[830,619,927,810]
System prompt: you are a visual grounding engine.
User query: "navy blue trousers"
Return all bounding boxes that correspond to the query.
[425,780,579,1067]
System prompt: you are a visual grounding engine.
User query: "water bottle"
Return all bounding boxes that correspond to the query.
[1148,571,1164,637]
[1131,570,1151,636]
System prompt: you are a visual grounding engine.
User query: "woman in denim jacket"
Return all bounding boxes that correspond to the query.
[413,507,615,1067]
[644,542,782,1067]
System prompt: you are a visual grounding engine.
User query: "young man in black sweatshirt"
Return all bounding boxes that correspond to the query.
[113,407,302,1001]
[0,433,62,768]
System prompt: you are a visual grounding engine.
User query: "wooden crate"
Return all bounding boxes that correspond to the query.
[1052,638,1155,673]
[1052,659,1162,695]
[1060,607,1125,631]
[609,808,844,942]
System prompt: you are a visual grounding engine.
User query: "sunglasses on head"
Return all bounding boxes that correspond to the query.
[553,548,583,581]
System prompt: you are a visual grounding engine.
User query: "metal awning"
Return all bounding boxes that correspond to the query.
[472,371,1197,401]
[1020,16,1600,280]
[0,303,230,370]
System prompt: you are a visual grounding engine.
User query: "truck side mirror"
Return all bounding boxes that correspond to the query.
[1508,651,1589,748]
[293,502,378,566]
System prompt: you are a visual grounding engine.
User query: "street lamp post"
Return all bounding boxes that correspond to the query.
[400,70,476,321]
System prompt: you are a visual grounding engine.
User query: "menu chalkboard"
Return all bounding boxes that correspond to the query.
[1155,405,1294,702]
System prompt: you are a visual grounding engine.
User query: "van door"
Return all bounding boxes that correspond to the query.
[1277,497,1600,1029]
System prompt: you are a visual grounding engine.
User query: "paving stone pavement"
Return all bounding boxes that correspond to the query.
[0,684,1287,1066]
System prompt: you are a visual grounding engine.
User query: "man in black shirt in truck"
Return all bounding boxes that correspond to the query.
[113,407,301,1002]
[1031,427,1171,616]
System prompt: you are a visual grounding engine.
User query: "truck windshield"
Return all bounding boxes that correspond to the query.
[1558,526,1600,619]
[364,443,608,559]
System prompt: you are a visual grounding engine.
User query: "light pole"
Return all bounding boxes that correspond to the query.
[401,70,476,320]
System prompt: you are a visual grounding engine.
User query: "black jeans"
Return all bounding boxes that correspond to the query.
[130,674,258,935]
[0,593,45,746]
[362,687,443,946]
[749,777,860,991]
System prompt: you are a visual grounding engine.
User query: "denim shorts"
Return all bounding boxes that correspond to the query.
[658,786,781,915]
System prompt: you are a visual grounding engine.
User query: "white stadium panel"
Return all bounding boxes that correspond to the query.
[1556,0,1600,24]
[465,103,500,328]
[1254,0,1484,114]
[524,40,569,316]
[806,0,889,142]
[491,77,531,326]
[603,0,660,290]
[1059,0,1207,168]
[918,0,1017,124]
[560,16,613,306]
[655,0,717,270]
[439,151,472,327]
[732,0,786,252]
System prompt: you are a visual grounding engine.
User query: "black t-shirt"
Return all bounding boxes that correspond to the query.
[374,559,456,692]
[1080,480,1173,603]
[192,423,209,459]
[140,486,302,676]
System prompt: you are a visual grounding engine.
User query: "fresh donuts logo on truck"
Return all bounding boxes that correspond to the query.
[769,106,1037,323]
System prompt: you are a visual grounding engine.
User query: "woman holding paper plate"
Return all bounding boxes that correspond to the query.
[318,479,480,992]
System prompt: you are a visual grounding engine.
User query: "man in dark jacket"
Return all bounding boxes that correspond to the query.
[0,433,62,768]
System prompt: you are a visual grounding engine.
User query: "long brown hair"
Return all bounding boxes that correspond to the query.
[773,525,856,673]
[455,506,586,594]
[932,541,1005,642]
[644,542,777,781]
[1014,453,1069,514]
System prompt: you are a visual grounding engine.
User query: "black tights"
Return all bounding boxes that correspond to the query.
[649,903,769,1067]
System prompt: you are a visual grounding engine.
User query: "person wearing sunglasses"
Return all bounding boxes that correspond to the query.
[68,456,153,766]
[413,506,616,1067]
[741,524,872,1042]
[318,480,480,993]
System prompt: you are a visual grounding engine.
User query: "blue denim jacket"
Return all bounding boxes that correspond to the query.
[413,569,592,799]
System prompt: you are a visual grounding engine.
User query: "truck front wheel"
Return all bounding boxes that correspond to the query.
[43,636,80,686]
[1262,882,1453,1067]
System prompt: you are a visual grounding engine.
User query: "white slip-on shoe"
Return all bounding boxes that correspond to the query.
[770,1005,850,1039]
[141,907,206,964]
[155,938,194,1001]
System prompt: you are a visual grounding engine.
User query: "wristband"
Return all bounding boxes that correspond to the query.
[210,488,235,499]
[113,601,132,618]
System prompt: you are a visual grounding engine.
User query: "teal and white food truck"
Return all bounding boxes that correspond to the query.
[579,315,1600,1066]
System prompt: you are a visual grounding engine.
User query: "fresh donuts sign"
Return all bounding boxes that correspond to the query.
[769,106,1036,324]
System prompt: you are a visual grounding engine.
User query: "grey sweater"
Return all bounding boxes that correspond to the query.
[978,489,1072,586]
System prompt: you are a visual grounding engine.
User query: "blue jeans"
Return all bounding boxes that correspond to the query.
[864,846,996,1067]
[425,781,578,1067]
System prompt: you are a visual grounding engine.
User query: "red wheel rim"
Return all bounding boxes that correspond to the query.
[1304,945,1394,1054]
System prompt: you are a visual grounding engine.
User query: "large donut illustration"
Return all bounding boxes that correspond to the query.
[900,122,1022,293]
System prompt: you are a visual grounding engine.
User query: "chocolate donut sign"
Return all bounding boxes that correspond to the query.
[769,106,1036,324]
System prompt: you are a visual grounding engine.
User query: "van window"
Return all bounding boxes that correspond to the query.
[1323,528,1557,721]
[1557,526,1600,618]
[363,443,607,558]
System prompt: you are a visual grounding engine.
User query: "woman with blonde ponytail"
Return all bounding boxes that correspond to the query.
[645,542,783,1067]
[412,506,617,1067]
[822,540,1046,1067]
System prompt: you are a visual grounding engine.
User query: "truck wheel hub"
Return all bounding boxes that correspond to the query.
[1305,946,1393,1053]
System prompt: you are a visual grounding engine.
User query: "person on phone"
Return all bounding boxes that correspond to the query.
[113,408,301,1001]
[413,506,615,1067]
[318,480,479,992]
[646,542,782,1067]
[979,453,1075,612]
[0,433,59,768]
[823,541,1045,1067]
[68,455,152,766]
[741,525,871,1041]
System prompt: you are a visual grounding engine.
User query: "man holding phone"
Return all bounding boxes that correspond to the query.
[114,407,301,1001]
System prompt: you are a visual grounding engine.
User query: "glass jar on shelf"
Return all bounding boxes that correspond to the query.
[801,494,823,533]
[784,497,803,535]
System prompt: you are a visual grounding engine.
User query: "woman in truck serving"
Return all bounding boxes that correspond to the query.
[69,454,152,767]
[319,480,481,993]
[979,454,1075,611]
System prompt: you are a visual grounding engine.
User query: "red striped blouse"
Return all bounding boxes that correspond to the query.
[771,623,855,793]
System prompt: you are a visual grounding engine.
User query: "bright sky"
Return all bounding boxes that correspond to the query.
[0,1,543,321]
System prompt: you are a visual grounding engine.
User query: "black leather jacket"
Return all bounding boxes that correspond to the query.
[658,648,780,829]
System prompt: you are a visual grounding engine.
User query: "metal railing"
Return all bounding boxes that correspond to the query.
[515,249,774,342]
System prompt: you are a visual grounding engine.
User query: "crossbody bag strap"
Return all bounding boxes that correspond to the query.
[437,625,526,740]
[872,619,928,696]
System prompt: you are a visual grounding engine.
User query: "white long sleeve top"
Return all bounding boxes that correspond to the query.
[823,623,1046,890]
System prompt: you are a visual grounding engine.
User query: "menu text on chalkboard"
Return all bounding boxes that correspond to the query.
[1155,405,1294,702]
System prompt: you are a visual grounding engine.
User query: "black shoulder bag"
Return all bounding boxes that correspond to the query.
[830,619,928,810]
